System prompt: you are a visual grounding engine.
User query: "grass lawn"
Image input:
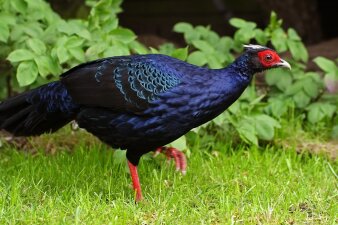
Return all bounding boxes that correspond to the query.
[0,133,336,224]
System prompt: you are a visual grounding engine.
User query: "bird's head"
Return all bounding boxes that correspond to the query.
[242,44,291,72]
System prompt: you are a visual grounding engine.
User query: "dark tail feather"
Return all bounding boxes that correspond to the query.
[0,81,78,136]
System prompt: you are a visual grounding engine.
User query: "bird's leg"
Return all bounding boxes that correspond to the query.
[154,146,187,175]
[127,160,143,202]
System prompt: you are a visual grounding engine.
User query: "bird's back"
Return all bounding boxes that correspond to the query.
[61,54,189,111]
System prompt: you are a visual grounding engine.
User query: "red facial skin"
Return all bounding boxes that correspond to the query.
[257,50,281,68]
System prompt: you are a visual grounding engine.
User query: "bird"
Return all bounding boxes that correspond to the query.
[0,44,291,201]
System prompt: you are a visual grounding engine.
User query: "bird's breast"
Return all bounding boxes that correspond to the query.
[145,82,246,132]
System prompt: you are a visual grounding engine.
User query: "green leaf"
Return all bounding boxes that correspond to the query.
[254,29,268,45]
[187,51,207,66]
[219,37,234,52]
[228,101,240,114]
[331,125,338,140]
[56,46,69,64]
[171,47,188,61]
[77,29,92,40]
[173,22,193,33]
[302,76,321,98]
[10,24,25,41]
[236,120,258,146]
[25,0,46,10]
[34,55,51,77]
[212,113,227,126]
[169,136,187,150]
[249,94,265,106]
[0,45,11,59]
[205,30,220,44]
[192,40,214,53]
[285,81,304,95]
[265,68,292,91]
[69,47,85,62]
[103,44,129,57]
[27,38,47,55]
[253,115,280,140]
[313,57,337,73]
[70,20,91,40]
[229,18,249,28]
[85,43,107,58]
[149,47,159,54]
[65,36,84,48]
[306,103,322,124]
[324,72,338,93]
[234,27,255,43]
[206,54,223,69]
[306,71,323,83]
[287,40,308,62]
[266,98,289,117]
[268,11,282,30]
[184,31,201,44]
[101,18,119,33]
[22,22,44,38]
[16,61,38,86]
[112,150,126,165]
[306,102,337,123]
[48,56,61,75]
[271,28,287,52]
[11,0,28,14]
[57,20,91,40]
[57,21,73,35]
[214,51,227,65]
[158,43,176,55]
[110,28,136,44]
[195,26,211,37]
[293,91,311,108]
[240,86,257,101]
[306,102,336,124]
[34,55,60,77]
[0,13,16,26]
[321,103,336,119]
[7,49,35,63]
[287,28,301,41]
[0,23,9,43]
[324,72,338,82]
[129,41,148,54]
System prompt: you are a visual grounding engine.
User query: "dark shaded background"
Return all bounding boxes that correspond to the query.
[49,0,338,43]
[119,0,337,45]
[50,0,338,60]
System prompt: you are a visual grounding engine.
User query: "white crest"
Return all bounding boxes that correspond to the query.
[243,44,267,50]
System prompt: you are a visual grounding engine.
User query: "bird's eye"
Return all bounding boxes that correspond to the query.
[265,54,273,61]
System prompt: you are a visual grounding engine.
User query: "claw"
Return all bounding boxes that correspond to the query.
[154,146,187,175]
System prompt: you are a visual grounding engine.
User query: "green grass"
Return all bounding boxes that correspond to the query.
[0,138,337,224]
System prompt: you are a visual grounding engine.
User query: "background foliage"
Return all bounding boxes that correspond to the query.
[0,0,337,148]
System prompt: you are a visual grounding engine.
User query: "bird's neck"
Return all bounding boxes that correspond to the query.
[188,55,256,125]
[225,54,255,79]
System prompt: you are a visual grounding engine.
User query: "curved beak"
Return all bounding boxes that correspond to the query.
[276,59,291,70]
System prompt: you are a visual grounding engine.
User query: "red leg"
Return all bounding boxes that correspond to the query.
[127,160,143,202]
[154,146,187,175]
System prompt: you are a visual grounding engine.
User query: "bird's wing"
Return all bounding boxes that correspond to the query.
[60,55,182,113]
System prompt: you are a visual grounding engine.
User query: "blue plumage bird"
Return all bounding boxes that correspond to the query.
[0,44,290,201]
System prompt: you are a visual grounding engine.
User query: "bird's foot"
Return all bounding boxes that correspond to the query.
[154,146,187,175]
